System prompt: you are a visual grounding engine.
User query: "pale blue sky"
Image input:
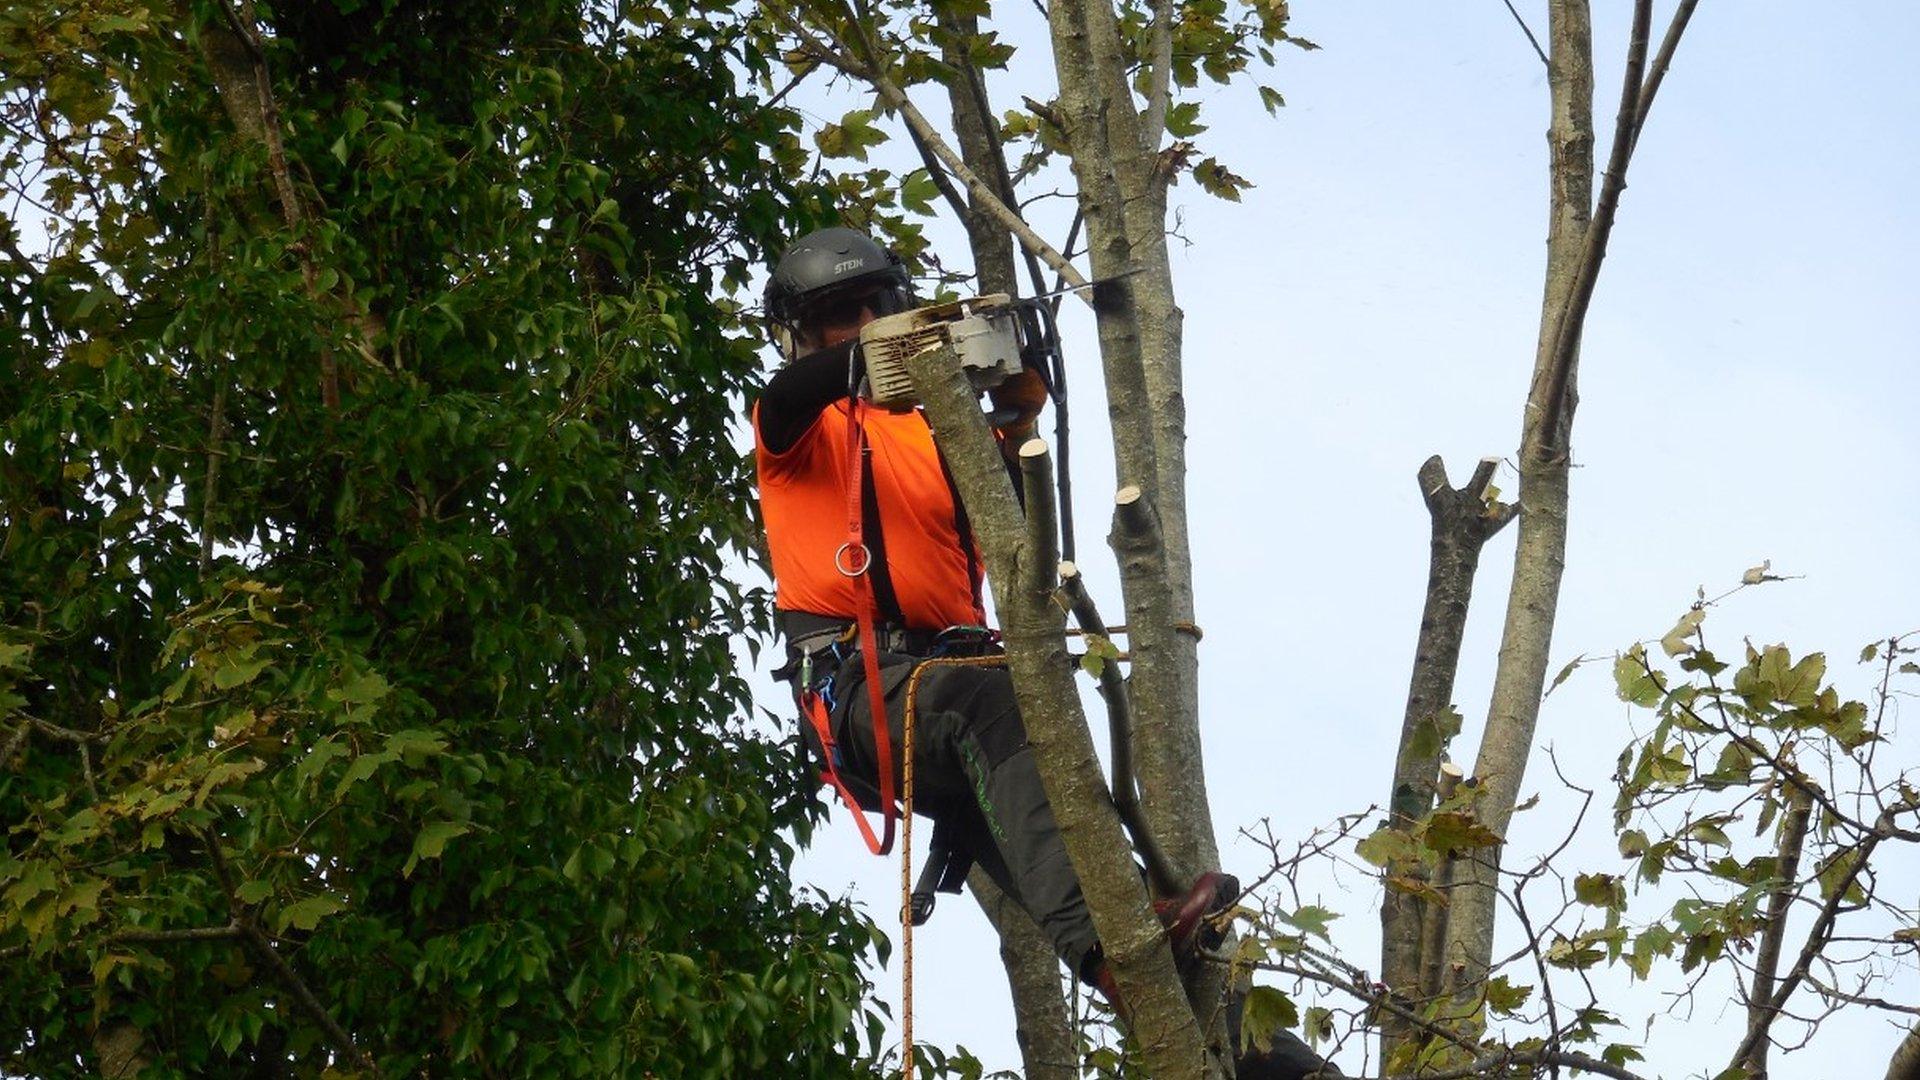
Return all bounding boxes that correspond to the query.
[758,3,1920,1075]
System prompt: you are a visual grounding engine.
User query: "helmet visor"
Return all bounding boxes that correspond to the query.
[789,281,893,339]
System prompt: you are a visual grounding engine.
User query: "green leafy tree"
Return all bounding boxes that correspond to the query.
[1,1,881,1076]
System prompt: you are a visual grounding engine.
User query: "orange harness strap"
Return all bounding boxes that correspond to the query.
[811,397,897,856]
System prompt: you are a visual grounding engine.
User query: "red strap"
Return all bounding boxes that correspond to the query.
[835,399,897,855]
[803,689,894,854]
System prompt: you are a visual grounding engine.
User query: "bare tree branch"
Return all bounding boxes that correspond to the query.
[1742,786,1815,1076]
[1061,562,1178,898]
[238,920,379,1076]
[767,8,1090,293]
[1380,455,1513,1059]
[112,923,245,946]
[1538,0,1701,457]
[1250,956,1651,1080]
[1728,805,1908,1071]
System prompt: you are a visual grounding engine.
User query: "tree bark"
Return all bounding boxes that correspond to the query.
[1379,457,1513,1062]
[1739,788,1813,1078]
[931,30,1083,1064]
[1048,0,1216,896]
[1886,1024,1920,1080]
[903,342,1211,1078]
[970,868,1079,1080]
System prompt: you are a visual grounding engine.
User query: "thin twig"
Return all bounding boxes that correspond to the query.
[203,826,380,1074]
[199,378,229,576]
[28,716,108,744]
[1250,956,1651,1080]
[1500,0,1551,68]
[1628,0,1701,157]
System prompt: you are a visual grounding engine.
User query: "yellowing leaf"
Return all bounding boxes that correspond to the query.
[1421,811,1503,856]
[1660,607,1706,657]
[1238,985,1298,1054]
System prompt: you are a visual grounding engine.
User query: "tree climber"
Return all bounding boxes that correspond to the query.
[752,225,1234,1011]
[756,225,1341,1079]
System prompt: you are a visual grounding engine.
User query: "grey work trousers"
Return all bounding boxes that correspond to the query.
[807,647,1341,1080]
[808,647,1100,979]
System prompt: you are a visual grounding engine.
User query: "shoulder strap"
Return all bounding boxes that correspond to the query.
[835,398,897,855]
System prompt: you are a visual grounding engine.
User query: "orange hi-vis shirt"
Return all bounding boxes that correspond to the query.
[754,399,985,631]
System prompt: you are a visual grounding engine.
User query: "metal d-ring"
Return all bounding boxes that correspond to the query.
[834,542,870,577]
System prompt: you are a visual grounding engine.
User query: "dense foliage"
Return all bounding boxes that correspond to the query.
[0,1,878,1076]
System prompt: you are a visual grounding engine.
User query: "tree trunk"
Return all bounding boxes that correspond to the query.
[1379,457,1512,1062]
[971,869,1078,1080]
[903,343,1213,1078]
[1442,0,1594,1007]
[1047,0,1217,888]
[931,22,1082,1062]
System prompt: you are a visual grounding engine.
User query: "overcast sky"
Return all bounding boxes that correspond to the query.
[750,3,1920,1076]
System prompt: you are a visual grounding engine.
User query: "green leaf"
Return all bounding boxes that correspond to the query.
[899,168,940,215]
[1545,654,1588,698]
[1280,905,1338,941]
[1759,647,1826,707]
[1613,645,1665,707]
[330,672,391,706]
[1165,101,1207,138]
[334,749,397,797]
[1573,873,1624,909]
[1484,974,1532,1014]
[1302,1005,1333,1047]
[1193,157,1254,202]
[276,894,346,934]
[236,880,273,906]
[1628,923,1675,978]
[1238,985,1298,1054]
[1603,1043,1646,1067]
[1356,826,1418,868]
[1408,706,1462,760]
[403,821,471,878]
[1816,848,1865,903]
[213,654,271,690]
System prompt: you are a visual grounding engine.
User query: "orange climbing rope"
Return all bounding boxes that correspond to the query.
[898,653,1006,1080]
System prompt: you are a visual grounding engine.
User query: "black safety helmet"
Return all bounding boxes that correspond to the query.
[764,227,915,356]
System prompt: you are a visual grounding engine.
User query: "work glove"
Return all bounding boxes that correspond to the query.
[987,367,1049,440]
